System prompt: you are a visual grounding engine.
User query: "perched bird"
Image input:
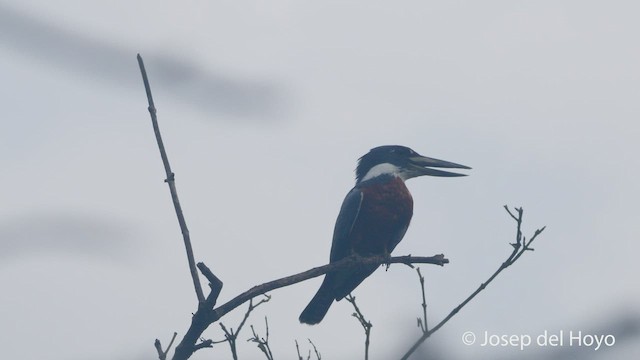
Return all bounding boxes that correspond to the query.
[299,145,470,325]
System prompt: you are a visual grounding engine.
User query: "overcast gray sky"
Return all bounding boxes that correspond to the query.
[1,1,638,359]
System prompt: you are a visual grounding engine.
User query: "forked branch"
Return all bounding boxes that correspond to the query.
[248,317,275,360]
[346,295,372,360]
[400,206,546,359]
[220,295,271,360]
[173,254,447,359]
[154,332,177,360]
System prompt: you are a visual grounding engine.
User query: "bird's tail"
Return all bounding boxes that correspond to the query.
[299,278,335,325]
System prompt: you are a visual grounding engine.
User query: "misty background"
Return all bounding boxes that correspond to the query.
[1,1,638,359]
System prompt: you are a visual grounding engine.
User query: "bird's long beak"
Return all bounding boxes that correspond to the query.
[408,155,471,177]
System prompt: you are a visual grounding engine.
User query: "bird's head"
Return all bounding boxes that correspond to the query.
[355,145,471,183]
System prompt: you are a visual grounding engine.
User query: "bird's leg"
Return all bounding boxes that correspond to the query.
[382,245,392,271]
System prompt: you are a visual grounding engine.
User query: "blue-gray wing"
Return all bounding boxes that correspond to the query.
[329,188,363,262]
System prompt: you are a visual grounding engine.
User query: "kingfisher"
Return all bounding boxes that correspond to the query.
[299,145,470,325]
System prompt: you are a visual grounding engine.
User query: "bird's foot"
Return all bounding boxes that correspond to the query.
[382,251,392,271]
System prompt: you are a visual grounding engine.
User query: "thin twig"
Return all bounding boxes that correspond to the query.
[308,339,321,360]
[295,340,304,360]
[220,295,271,360]
[400,206,545,359]
[248,317,275,360]
[295,339,320,360]
[154,332,178,360]
[219,322,239,360]
[416,268,428,333]
[503,205,519,222]
[192,338,226,353]
[345,294,372,360]
[137,54,205,303]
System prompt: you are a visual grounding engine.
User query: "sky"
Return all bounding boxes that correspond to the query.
[1,1,639,359]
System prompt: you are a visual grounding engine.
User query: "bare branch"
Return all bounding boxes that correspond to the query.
[503,204,519,222]
[197,262,224,308]
[248,317,275,360]
[345,294,372,360]
[192,338,218,353]
[220,295,271,360]
[154,332,177,360]
[416,268,428,333]
[295,340,303,360]
[210,254,448,323]
[295,339,320,360]
[400,206,546,359]
[137,54,205,303]
[171,254,445,360]
[308,339,321,360]
[219,322,239,360]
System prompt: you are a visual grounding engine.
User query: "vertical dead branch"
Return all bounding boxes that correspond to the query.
[308,339,321,360]
[137,54,205,303]
[345,294,372,360]
[295,339,321,360]
[416,268,428,333]
[248,317,275,360]
[295,340,304,360]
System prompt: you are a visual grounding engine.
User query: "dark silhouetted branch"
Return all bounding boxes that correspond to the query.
[155,332,177,360]
[295,339,321,360]
[346,294,372,360]
[415,267,428,334]
[192,340,211,352]
[248,317,275,360]
[295,340,305,360]
[137,54,205,303]
[173,254,445,360]
[172,263,228,360]
[210,254,447,324]
[308,339,321,360]
[192,337,227,353]
[197,262,224,308]
[220,295,271,360]
[400,206,546,360]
